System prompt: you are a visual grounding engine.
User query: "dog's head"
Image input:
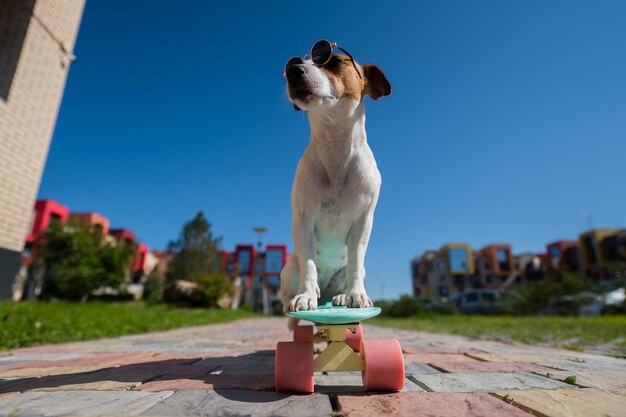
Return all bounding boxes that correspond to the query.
[285,53,391,112]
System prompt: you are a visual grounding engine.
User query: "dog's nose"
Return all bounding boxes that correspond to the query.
[286,64,306,82]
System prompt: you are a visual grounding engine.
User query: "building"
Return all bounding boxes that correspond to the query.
[513,253,545,285]
[413,243,525,302]
[412,246,476,301]
[475,244,516,288]
[580,229,626,279]
[69,212,110,235]
[231,244,288,313]
[546,240,581,273]
[0,0,85,297]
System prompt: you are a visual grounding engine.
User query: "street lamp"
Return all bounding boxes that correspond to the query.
[253,227,268,251]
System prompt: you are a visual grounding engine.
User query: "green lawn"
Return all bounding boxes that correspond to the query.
[371,314,626,353]
[0,301,257,350]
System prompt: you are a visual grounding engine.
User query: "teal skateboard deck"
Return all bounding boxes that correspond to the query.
[288,301,381,324]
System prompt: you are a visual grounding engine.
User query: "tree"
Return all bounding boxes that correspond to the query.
[40,221,134,301]
[166,212,222,283]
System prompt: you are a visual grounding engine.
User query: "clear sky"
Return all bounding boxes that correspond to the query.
[40,1,626,300]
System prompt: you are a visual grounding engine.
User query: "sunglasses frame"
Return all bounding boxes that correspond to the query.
[284,39,362,79]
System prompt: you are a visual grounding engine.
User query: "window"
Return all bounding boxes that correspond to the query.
[482,292,496,302]
[411,262,421,278]
[265,250,283,274]
[238,250,251,274]
[0,1,36,100]
[464,292,479,302]
[448,248,469,273]
[583,237,597,264]
[438,285,449,297]
[497,249,510,272]
[549,245,561,260]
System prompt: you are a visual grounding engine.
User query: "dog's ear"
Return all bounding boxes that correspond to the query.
[363,64,391,100]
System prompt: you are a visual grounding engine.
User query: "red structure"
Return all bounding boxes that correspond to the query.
[26,199,69,243]
[480,244,516,277]
[265,244,288,287]
[109,228,136,245]
[546,240,581,272]
[235,244,257,289]
[69,212,110,235]
[133,243,149,272]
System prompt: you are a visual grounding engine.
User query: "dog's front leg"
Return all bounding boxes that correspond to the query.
[288,215,320,311]
[344,206,375,308]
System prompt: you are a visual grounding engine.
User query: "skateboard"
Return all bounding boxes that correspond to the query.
[275,302,405,393]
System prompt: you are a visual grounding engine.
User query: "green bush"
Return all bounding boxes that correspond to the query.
[142,272,164,303]
[513,271,592,315]
[195,273,232,307]
[40,222,134,301]
[430,301,458,315]
[386,295,425,318]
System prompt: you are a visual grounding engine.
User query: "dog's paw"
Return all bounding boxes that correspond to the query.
[288,292,319,311]
[332,294,347,306]
[346,291,373,308]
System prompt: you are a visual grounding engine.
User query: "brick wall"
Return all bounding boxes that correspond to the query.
[0,0,85,296]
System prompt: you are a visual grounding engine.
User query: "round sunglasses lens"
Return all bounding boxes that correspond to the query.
[284,57,304,74]
[311,40,332,65]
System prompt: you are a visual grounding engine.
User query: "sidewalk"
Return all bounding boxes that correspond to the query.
[0,317,625,417]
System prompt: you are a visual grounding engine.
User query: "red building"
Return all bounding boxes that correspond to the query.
[26,199,69,243]
[69,212,110,235]
[109,228,136,245]
[546,240,581,272]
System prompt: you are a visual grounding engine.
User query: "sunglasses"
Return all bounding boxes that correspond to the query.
[284,39,362,79]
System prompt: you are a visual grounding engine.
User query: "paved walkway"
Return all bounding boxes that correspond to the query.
[0,318,625,416]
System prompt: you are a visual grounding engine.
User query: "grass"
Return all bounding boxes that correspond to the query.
[371,314,626,353]
[0,301,257,350]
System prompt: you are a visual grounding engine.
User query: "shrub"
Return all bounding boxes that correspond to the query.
[513,271,592,315]
[195,273,232,307]
[40,222,134,301]
[430,301,458,315]
[142,272,164,303]
[387,295,425,318]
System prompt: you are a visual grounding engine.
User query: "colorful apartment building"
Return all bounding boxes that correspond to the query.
[580,229,626,279]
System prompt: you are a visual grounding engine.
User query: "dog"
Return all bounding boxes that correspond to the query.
[279,41,391,326]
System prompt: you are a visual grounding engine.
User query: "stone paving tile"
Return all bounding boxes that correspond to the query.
[404,360,441,376]
[411,371,576,392]
[404,353,479,364]
[540,370,626,390]
[0,391,19,400]
[429,361,553,374]
[467,351,584,363]
[314,372,424,393]
[138,375,276,392]
[0,390,173,416]
[494,388,626,417]
[140,389,333,417]
[0,361,215,394]
[539,358,626,372]
[337,392,533,417]
[0,365,105,379]
[401,346,479,355]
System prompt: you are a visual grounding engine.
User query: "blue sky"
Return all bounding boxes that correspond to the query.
[40,1,626,300]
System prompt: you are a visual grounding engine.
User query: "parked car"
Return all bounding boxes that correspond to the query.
[449,289,517,314]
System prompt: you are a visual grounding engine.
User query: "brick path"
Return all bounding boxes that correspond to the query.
[1,318,625,416]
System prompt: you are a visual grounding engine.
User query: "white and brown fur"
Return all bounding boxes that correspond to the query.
[280,51,391,328]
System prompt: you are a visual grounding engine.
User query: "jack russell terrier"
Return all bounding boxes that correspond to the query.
[280,40,391,324]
